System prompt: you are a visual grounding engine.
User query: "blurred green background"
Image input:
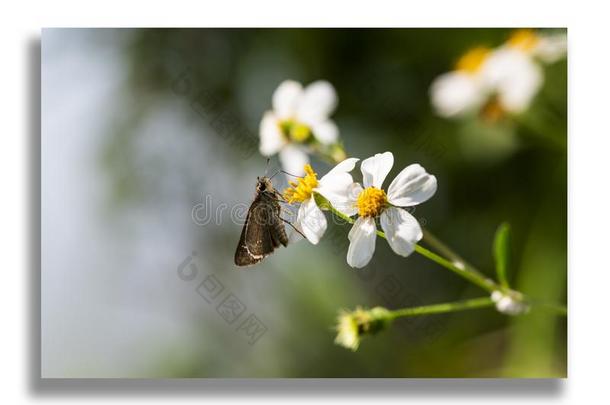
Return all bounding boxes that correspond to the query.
[41,28,566,377]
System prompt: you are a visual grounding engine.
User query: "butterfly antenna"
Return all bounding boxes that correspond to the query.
[281,170,304,179]
[264,158,271,176]
[268,169,282,180]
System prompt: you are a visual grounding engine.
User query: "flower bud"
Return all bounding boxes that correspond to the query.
[334,306,392,351]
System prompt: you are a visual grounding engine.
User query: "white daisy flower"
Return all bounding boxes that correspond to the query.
[430,47,491,118]
[491,290,530,316]
[479,47,543,115]
[283,159,359,244]
[430,30,565,122]
[333,152,437,268]
[259,80,340,176]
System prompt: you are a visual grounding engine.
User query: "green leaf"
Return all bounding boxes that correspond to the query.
[493,222,512,288]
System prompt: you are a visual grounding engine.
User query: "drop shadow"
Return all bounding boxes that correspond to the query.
[33,378,563,398]
[26,36,42,394]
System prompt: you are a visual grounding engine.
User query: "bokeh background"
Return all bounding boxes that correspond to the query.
[41,28,566,377]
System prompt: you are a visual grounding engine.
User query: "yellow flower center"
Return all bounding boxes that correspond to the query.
[279,119,311,143]
[455,46,492,74]
[356,187,388,218]
[507,29,539,52]
[283,164,318,203]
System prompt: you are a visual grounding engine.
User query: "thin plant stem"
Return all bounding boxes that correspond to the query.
[413,244,498,293]
[326,201,499,293]
[420,229,500,293]
[389,297,494,319]
[421,229,474,269]
[323,199,567,316]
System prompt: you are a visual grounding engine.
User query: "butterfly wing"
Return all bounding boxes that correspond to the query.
[234,195,286,266]
[266,194,288,249]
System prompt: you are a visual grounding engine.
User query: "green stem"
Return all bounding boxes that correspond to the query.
[419,230,567,316]
[389,297,494,319]
[324,201,567,316]
[413,244,498,293]
[421,229,474,270]
[326,202,498,293]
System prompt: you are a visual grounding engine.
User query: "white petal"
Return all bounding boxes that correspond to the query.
[259,111,285,156]
[295,81,338,126]
[330,182,361,217]
[279,144,308,177]
[491,291,504,303]
[498,65,542,113]
[311,119,339,144]
[387,164,437,207]
[361,152,394,188]
[480,48,543,113]
[430,71,485,117]
[321,157,359,180]
[316,158,359,212]
[294,197,327,245]
[346,217,377,268]
[490,291,529,315]
[272,80,303,119]
[317,177,355,213]
[380,208,422,257]
[534,34,567,64]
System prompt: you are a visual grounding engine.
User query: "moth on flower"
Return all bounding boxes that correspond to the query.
[259,80,342,176]
[282,159,359,244]
[332,152,437,268]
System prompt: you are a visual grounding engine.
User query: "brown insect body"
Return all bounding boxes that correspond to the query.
[234,177,288,266]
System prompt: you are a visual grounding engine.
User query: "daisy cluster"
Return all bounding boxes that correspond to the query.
[258,80,437,268]
[429,29,567,121]
[253,32,563,349]
[282,151,437,269]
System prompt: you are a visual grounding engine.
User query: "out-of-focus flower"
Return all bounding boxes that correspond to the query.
[330,152,437,268]
[430,47,491,118]
[506,29,567,64]
[283,159,359,244]
[334,306,392,351]
[479,47,543,115]
[491,290,530,315]
[430,29,566,121]
[259,80,340,176]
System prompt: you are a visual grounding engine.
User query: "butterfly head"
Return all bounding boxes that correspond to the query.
[256,176,274,193]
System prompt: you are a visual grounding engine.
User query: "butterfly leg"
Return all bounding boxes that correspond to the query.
[279,216,307,240]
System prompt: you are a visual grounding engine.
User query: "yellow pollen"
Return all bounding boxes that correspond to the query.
[356,187,388,218]
[290,123,311,142]
[283,164,319,203]
[279,119,311,143]
[507,29,540,52]
[455,46,492,74]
